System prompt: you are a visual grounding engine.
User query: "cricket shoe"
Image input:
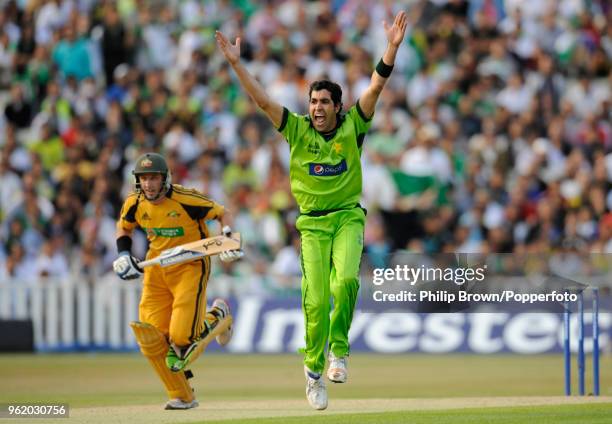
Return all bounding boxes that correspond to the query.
[212,298,233,346]
[164,398,199,410]
[304,366,328,410]
[327,352,347,383]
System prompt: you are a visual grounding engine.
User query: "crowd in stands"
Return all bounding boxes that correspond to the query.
[0,0,610,295]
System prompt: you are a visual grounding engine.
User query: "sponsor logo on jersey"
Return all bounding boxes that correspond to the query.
[308,159,347,176]
[144,227,185,237]
[307,141,320,155]
[141,212,151,220]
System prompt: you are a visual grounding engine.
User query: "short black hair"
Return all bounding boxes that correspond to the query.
[309,80,343,109]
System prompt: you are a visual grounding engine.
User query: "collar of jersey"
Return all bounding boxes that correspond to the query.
[307,113,346,141]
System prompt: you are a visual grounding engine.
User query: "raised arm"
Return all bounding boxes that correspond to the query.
[215,31,284,129]
[358,11,408,119]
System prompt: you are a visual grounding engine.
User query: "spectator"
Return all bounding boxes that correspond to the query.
[28,122,64,172]
[270,231,302,288]
[52,23,93,81]
[34,235,69,279]
[4,83,33,129]
[3,242,37,280]
[496,73,533,114]
[0,31,14,88]
[0,155,23,222]
[99,2,132,85]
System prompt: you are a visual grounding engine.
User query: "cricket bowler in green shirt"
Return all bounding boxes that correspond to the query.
[216,10,407,410]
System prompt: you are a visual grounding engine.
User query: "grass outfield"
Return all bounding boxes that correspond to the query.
[201,404,612,424]
[0,353,610,423]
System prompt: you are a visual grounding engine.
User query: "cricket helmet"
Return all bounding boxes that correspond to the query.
[132,152,172,200]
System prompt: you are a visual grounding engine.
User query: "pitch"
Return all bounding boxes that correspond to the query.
[0,353,610,423]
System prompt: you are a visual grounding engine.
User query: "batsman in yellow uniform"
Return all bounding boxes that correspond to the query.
[112,152,243,410]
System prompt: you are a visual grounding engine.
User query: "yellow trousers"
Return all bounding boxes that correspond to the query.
[139,256,218,346]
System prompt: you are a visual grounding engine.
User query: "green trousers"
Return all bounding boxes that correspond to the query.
[296,207,365,374]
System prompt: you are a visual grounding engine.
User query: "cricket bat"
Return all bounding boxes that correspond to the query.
[139,233,241,268]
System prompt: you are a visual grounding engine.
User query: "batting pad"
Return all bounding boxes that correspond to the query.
[130,321,194,402]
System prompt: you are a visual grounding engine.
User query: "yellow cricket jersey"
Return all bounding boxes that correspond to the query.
[117,184,224,254]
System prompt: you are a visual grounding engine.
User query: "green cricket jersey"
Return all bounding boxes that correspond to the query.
[278,103,372,213]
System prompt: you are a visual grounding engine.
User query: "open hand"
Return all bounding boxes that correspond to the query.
[384,11,408,48]
[215,31,241,65]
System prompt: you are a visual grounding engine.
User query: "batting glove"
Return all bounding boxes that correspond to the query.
[113,251,143,280]
[219,249,244,263]
[220,226,244,263]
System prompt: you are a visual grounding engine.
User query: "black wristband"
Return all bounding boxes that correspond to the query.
[375,59,394,78]
[116,235,132,254]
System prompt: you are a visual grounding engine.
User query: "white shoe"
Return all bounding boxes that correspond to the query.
[164,398,199,410]
[327,352,347,383]
[212,298,233,346]
[304,366,328,410]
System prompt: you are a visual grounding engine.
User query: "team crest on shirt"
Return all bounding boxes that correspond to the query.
[166,210,181,218]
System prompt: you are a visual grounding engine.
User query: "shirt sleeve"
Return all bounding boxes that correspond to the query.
[117,194,139,232]
[277,107,307,146]
[202,201,224,221]
[349,102,373,135]
[175,188,225,221]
